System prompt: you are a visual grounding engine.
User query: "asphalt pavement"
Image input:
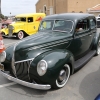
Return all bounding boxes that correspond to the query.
[0,28,100,100]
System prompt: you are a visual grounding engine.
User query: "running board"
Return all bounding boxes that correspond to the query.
[74,50,96,71]
[3,35,16,37]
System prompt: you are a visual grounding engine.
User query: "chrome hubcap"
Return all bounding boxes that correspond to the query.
[18,31,23,39]
[58,69,66,82]
[56,64,70,88]
[97,43,100,55]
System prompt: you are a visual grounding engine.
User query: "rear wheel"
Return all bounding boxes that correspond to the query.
[52,64,70,89]
[95,41,100,56]
[17,31,24,39]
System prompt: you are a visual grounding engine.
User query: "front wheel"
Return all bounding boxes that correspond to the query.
[16,31,24,39]
[52,64,70,89]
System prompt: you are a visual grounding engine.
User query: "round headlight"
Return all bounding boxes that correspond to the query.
[37,60,48,76]
[0,51,6,62]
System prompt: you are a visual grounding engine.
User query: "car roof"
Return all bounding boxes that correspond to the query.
[16,13,45,17]
[43,13,95,21]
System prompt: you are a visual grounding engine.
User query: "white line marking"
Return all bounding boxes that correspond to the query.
[0,82,16,88]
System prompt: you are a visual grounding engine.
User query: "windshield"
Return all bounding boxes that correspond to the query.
[39,20,73,33]
[15,17,26,22]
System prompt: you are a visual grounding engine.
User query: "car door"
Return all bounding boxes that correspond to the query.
[27,17,35,35]
[68,19,92,60]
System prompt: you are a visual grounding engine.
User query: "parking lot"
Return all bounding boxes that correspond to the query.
[0,28,100,100]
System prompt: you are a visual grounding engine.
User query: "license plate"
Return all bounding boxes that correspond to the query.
[0,64,4,71]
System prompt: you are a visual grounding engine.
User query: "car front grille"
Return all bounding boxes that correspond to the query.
[15,60,33,81]
[8,25,13,36]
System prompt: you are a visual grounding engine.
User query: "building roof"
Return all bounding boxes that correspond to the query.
[88,4,100,12]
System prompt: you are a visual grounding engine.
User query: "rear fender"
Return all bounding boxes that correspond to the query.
[92,32,100,50]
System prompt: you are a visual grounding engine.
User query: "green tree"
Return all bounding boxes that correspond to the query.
[0,14,4,19]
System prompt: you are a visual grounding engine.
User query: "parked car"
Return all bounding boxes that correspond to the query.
[0,13,100,90]
[96,16,100,28]
[0,13,46,39]
[1,19,13,29]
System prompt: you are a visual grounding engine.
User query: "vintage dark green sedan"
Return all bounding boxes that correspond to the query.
[0,13,100,90]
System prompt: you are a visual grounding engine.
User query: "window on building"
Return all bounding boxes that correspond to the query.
[44,5,47,14]
[28,17,33,23]
[72,11,75,13]
[79,11,83,13]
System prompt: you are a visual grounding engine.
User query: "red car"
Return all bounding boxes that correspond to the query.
[1,19,12,29]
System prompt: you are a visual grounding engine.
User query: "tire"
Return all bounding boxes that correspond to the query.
[16,31,24,39]
[95,41,100,56]
[52,64,70,89]
[1,32,6,38]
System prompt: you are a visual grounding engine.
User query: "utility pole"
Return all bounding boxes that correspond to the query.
[0,0,1,14]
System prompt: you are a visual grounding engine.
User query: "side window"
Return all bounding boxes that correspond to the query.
[28,17,33,23]
[90,18,96,29]
[76,19,89,33]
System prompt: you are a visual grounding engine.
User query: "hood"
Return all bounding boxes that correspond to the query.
[14,31,72,61]
[10,22,25,27]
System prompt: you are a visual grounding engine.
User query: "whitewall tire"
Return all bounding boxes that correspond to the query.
[17,31,24,39]
[52,64,70,89]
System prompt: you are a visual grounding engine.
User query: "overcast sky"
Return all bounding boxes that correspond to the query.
[1,0,38,16]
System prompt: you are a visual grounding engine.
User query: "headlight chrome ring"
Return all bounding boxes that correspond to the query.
[37,60,48,76]
[0,51,6,62]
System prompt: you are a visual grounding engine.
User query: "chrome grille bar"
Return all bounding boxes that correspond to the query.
[15,60,33,81]
[8,25,13,36]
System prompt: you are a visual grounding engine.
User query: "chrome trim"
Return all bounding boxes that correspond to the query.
[0,70,51,90]
[29,39,71,50]
[15,59,34,81]
[4,35,16,38]
[11,43,19,77]
[28,60,33,80]
[0,51,6,63]
[41,41,68,50]
[15,58,34,64]
[8,25,14,36]
[37,60,48,76]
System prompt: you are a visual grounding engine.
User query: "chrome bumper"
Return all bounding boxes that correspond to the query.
[0,70,51,90]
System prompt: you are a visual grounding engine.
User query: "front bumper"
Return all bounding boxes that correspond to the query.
[2,34,16,37]
[0,70,51,90]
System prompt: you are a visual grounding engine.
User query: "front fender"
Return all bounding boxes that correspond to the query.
[29,49,74,85]
[14,29,26,34]
[1,28,8,35]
